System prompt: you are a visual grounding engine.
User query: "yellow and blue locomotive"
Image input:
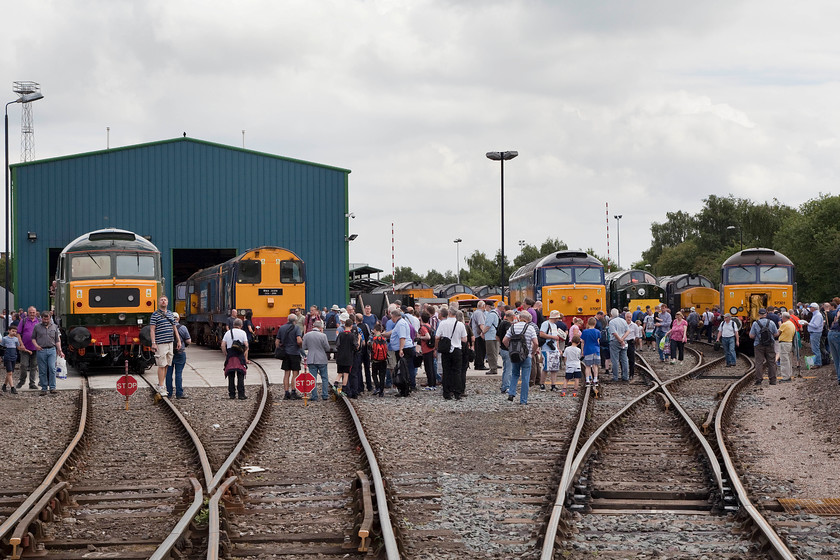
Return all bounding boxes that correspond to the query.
[54,229,162,373]
[720,248,795,346]
[509,251,606,326]
[184,246,305,352]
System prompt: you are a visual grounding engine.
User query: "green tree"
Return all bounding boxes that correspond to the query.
[381,266,422,285]
[513,237,568,269]
[775,194,840,301]
[423,269,456,286]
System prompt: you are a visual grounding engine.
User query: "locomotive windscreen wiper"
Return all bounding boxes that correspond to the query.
[88,253,101,269]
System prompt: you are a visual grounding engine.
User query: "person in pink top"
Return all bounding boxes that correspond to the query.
[569,317,583,341]
[669,311,688,364]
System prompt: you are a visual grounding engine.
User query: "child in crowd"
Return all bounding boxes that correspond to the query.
[2,325,29,395]
[369,323,388,397]
[562,335,582,396]
[580,317,601,386]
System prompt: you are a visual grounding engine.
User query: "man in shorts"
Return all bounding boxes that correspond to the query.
[150,296,182,394]
[276,314,303,400]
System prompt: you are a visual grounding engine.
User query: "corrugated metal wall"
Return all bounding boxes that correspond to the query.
[11,137,350,311]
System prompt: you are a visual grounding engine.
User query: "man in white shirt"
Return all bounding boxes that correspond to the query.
[435,307,468,400]
[608,309,629,381]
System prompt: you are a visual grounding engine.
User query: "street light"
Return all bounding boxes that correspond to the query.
[613,215,623,269]
[518,239,525,249]
[453,238,462,284]
[727,225,743,251]
[5,90,44,323]
[486,150,518,297]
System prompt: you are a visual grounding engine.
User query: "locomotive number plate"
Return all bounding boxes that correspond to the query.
[258,288,284,296]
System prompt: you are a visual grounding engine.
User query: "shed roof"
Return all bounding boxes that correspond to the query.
[10,136,351,174]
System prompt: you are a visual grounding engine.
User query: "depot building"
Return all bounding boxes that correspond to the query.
[10,137,351,311]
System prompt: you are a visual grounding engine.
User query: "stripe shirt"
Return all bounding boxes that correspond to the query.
[150,309,176,343]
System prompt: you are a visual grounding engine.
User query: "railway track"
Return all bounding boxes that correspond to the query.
[1,376,208,560]
[204,359,398,559]
[716,359,840,560]
[541,347,798,559]
[350,378,581,559]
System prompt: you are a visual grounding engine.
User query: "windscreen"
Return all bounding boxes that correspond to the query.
[115,255,156,278]
[726,265,757,284]
[280,260,304,283]
[574,266,604,284]
[70,254,111,279]
[759,265,790,284]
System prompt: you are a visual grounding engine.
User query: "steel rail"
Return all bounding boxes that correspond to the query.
[540,370,659,559]
[339,392,401,559]
[138,375,214,487]
[715,360,797,560]
[207,476,238,560]
[0,380,87,543]
[207,362,269,494]
[539,385,592,555]
[541,350,723,560]
[150,477,204,560]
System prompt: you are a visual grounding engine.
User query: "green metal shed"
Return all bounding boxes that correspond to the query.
[10,136,351,311]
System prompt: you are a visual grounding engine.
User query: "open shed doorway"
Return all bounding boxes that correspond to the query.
[171,248,237,294]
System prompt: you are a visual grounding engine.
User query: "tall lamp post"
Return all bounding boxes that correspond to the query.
[5,91,44,322]
[453,238,462,283]
[486,150,518,299]
[727,225,743,251]
[613,214,623,269]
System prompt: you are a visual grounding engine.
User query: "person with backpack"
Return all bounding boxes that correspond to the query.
[497,309,515,394]
[325,305,340,329]
[221,318,249,400]
[335,319,357,397]
[369,323,389,397]
[716,313,740,367]
[275,314,303,400]
[503,311,539,404]
[419,312,437,390]
[749,308,779,385]
[435,307,467,400]
[389,309,415,398]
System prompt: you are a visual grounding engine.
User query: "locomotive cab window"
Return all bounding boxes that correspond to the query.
[573,266,603,284]
[70,254,111,279]
[759,265,790,284]
[237,260,261,284]
[726,265,757,284]
[115,255,156,278]
[544,267,573,284]
[280,260,303,283]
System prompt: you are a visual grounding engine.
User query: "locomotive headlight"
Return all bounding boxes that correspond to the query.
[730,307,738,315]
[638,288,646,296]
[118,313,126,321]
[137,319,144,325]
[127,295,134,302]
[94,295,101,302]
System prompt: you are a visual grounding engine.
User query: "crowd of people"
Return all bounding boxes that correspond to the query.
[257,296,840,405]
[255,300,714,405]
[6,294,836,403]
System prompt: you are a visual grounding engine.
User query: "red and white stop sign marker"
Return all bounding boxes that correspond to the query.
[295,371,316,395]
[116,375,138,396]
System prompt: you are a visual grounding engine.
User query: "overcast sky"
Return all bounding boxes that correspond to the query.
[3,1,838,279]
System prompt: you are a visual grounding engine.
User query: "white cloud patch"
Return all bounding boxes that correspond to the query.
[2,0,839,277]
